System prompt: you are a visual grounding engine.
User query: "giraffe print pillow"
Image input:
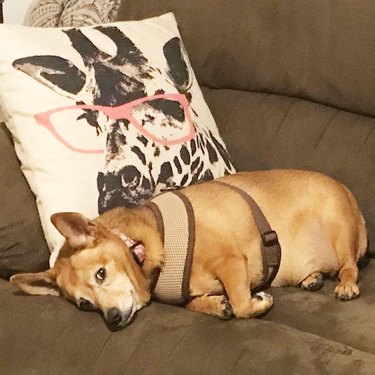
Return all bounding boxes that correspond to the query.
[0,13,235,261]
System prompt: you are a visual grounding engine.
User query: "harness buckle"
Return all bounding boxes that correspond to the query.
[261,230,279,247]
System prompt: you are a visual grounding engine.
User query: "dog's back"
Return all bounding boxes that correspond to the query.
[182,169,367,289]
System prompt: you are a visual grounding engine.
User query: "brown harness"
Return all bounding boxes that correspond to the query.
[146,190,195,305]
[145,182,281,304]
[212,182,281,293]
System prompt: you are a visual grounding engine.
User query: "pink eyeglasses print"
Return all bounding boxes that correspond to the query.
[33,93,196,154]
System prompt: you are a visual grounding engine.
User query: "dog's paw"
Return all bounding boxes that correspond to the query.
[231,292,273,318]
[219,296,234,320]
[334,282,360,301]
[186,295,234,319]
[254,291,273,304]
[251,292,273,318]
[301,272,323,291]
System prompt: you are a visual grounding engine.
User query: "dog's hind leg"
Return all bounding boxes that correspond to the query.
[334,254,360,301]
[185,295,233,319]
[332,211,365,300]
[215,254,273,318]
[335,262,359,301]
[331,186,367,300]
[300,272,324,291]
[333,229,361,301]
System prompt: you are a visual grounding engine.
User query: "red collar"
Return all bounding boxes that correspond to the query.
[111,229,145,267]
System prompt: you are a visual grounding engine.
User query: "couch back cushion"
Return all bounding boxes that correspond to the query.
[119,0,375,118]
[202,89,375,248]
[0,124,49,279]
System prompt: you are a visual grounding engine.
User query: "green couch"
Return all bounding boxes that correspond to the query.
[1,1,374,374]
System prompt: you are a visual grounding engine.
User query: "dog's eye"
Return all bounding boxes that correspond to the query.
[78,298,95,311]
[95,267,106,283]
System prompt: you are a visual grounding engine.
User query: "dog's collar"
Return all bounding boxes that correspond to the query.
[111,229,145,267]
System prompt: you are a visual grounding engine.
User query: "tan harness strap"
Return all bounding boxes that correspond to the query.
[146,191,195,305]
[212,181,281,291]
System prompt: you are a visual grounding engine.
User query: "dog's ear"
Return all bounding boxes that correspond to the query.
[163,37,192,93]
[13,56,86,99]
[10,270,60,296]
[51,212,99,249]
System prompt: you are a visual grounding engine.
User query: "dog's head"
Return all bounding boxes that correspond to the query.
[10,212,151,330]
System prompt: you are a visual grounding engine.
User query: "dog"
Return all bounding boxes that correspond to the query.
[10,170,367,330]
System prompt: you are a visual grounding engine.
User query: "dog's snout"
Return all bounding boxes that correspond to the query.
[107,308,124,327]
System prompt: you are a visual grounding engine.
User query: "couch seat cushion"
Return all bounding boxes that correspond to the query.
[1,278,375,375]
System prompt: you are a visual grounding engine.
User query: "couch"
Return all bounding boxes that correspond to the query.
[1,1,374,374]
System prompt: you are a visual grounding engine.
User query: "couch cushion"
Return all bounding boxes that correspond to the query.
[0,123,49,279]
[0,14,234,259]
[265,260,375,355]
[202,88,375,252]
[1,279,375,375]
[119,0,375,118]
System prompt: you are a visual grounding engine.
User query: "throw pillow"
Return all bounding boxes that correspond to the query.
[0,13,235,263]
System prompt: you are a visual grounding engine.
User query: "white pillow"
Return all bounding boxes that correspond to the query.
[0,13,235,264]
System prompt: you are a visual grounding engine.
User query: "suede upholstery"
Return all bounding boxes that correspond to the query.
[0,1,374,374]
[0,124,49,279]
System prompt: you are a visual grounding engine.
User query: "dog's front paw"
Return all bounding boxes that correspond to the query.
[334,282,360,301]
[254,291,273,304]
[185,295,234,319]
[220,296,234,320]
[230,291,273,318]
[250,291,273,318]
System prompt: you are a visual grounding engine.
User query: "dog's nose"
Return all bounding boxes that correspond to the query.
[106,308,124,327]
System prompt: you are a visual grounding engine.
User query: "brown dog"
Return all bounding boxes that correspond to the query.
[10,170,367,330]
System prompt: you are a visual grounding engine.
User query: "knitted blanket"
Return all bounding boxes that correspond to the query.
[24,0,120,27]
